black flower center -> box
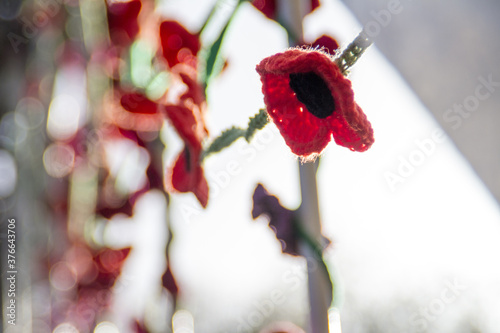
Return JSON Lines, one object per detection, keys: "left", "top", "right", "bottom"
{"left": 289, "top": 72, "right": 335, "bottom": 119}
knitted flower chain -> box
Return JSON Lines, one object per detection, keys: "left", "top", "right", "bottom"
{"left": 203, "top": 30, "right": 374, "bottom": 160}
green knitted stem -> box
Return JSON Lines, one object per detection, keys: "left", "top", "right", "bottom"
{"left": 202, "top": 109, "right": 269, "bottom": 160}
{"left": 292, "top": 216, "right": 335, "bottom": 306}
{"left": 335, "top": 30, "right": 373, "bottom": 75}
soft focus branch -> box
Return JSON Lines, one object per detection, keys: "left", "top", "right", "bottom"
{"left": 201, "top": 108, "right": 268, "bottom": 159}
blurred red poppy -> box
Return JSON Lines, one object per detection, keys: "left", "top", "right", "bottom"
{"left": 107, "top": 0, "right": 142, "bottom": 47}
{"left": 251, "top": 0, "right": 319, "bottom": 20}
{"left": 159, "top": 21, "right": 201, "bottom": 68}
{"left": 252, "top": 184, "right": 298, "bottom": 255}
{"left": 121, "top": 92, "right": 159, "bottom": 114}
{"left": 104, "top": 90, "right": 163, "bottom": 132}
{"left": 164, "top": 104, "right": 208, "bottom": 207}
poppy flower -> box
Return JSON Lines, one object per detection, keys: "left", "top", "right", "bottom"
{"left": 164, "top": 104, "right": 208, "bottom": 207}
{"left": 159, "top": 21, "right": 201, "bottom": 68}
{"left": 252, "top": 183, "right": 331, "bottom": 256}
{"left": 103, "top": 90, "right": 163, "bottom": 132}
{"left": 121, "top": 92, "right": 159, "bottom": 114}
{"left": 107, "top": 0, "right": 142, "bottom": 47}
{"left": 256, "top": 48, "right": 374, "bottom": 158}
{"left": 252, "top": 184, "right": 299, "bottom": 255}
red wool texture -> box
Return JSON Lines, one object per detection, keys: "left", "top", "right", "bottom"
{"left": 256, "top": 48, "right": 374, "bottom": 158}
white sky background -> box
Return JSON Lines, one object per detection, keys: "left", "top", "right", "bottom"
{"left": 104, "top": 0, "right": 500, "bottom": 332}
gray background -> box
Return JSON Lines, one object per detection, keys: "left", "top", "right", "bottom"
{"left": 341, "top": 0, "right": 500, "bottom": 205}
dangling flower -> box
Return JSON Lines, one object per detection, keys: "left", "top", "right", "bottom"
{"left": 107, "top": 0, "right": 142, "bottom": 47}
{"left": 161, "top": 63, "right": 209, "bottom": 207}
{"left": 256, "top": 48, "right": 374, "bottom": 159}
{"left": 103, "top": 90, "right": 163, "bottom": 132}
{"left": 159, "top": 21, "right": 201, "bottom": 68}
{"left": 164, "top": 104, "right": 208, "bottom": 207}
{"left": 121, "top": 92, "right": 159, "bottom": 114}
{"left": 251, "top": 183, "right": 331, "bottom": 256}
{"left": 252, "top": 184, "right": 299, "bottom": 255}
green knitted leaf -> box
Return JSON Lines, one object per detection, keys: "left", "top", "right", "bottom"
{"left": 203, "top": 0, "right": 244, "bottom": 86}
{"left": 202, "top": 109, "right": 270, "bottom": 160}
{"left": 245, "top": 108, "right": 268, "bottom": 141}
{"left": 202, "top": 127, "right": 245, "bottom": 159}
{"left": 204, "top": 24, "right": 227, "bottom": 85}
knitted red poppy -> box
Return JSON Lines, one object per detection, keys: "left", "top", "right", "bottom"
{"left": 159, "top": 21, "right": 201, "bottom": 68}
{"left": 256, "top": 48, "right": 374, "bottom": 157}
{"left": 164, "top": 105, "right": 208, "bottom": 207}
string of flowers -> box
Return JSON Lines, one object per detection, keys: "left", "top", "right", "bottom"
{"left": 196, "top": 2, "right": 376, "bottom": 332}
{"left": 202, "top": 29, "right": 374, "bottom": 161}
{"left": 7, "top": 0, "right": 376, "bottom": 331}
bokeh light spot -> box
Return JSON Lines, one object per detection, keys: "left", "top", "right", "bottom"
{"left": 177, "top": 47, "right": 195, "bottom": 64}
{"left": 47, "top": 94, "right": 81, "bottom": 141}
{"left": 15, "top": 97, "right": 45, "bottom": 129}
{"left": 65, "top": 244, "right": 98, "bottom": 284}
{"left": 94, "top": 321, "right": 120, "bottom": 333}
{"left": 172, "top": 309, "right": 194, "bottom": 333}
{"left": 49, "top": 262, "right": 77, "bottom": 291}
{"left": 167, "top": 34, "right": 182, "bottom": 50}
{"left": 53, "top": 322, "right": 79, "bottom": 333}
{"left": 99, "top": 249, "right": 127, "bottom": 273}
{"left": 0, "top": 150, "right": 17, "bottom": 198}
{"left": 43, "top": 143, "right": 75, "bottom": 178}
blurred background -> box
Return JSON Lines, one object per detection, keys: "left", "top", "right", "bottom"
{"left": 1, "top": 0, "right": 500, "bottom": 332}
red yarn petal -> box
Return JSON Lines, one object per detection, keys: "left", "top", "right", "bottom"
{"left": 164, "top": 104, "right": 208, "bottom": 207}
{"left": 159, "top": 21, "right": 200, "bottom": 68}
{"left": 163, "top": 105, "right": 203, "bottom": 151}
{"left": 104, "top": 92, "right": 163, "bottom": 132}
{"left": 170, "top": 150, "right": 208, "bottom": 208}
{"left": 331, "top": 103, "right": 374, "bottom": 152}
{"left": 121, "top": 93, "right": 159, "bottom": 114}
{"left": 178, "top": 71, "right": 206, "bottom": 107}
{"left": 107, "top": 0, "right": 142, "bottom": 47}
{"left": 256, "top": 49, "right": 374, "bottom": 157}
